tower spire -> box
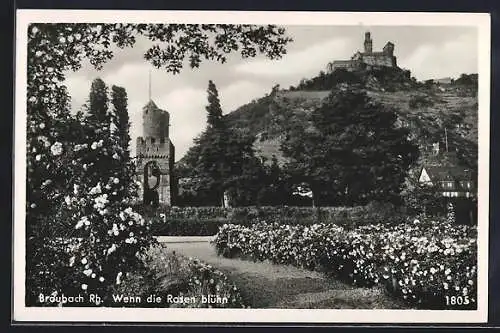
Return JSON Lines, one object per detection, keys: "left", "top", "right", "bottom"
{"left": 148, "top": 69, "right": 152, "bottom": 101}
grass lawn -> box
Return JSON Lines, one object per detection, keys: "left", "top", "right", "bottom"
{"left": 164, "top": 241, "right": 409, "bottom": 309}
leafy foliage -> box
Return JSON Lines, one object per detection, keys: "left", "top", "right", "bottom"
{"left": 224, "top": 94, "right": 276, "bottom": 136}
{"left": 290, "top": 67, "right": 413, "bottom": 92}
{"left": 409, "top": 94, "right": 434, "bottom": 109}
{"left": 293, "top": 69, "right": 362, "bottom": 91}
{"left": 180, "top": 81, "right": 266, "bottom": 206}
{"left": 26, "top": 23, "right": 291, "bottom": 303}
{"left": 400, "top": 175, "right": 447, "bottom": 217}
{"left": 281, "top": 87, "right": 419, "bottom": 206}
{"left": 453, "top": 73, "right": 478, "bottom": 88}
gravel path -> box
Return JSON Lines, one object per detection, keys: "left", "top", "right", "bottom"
{"left": 162, "top": 240, "right": 408, "bottom": 309}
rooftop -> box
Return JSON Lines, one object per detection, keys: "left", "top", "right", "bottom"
{"left": 422, "top": 165, "right": 474, "bottom": 181}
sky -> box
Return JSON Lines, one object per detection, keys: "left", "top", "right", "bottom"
{"left": 64, "top": 25, "right": 478, "bottom": 161}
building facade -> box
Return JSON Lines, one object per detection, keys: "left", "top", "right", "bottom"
{"left": 418, "top": 165, "right": 475, "bottom": 198}
{"left": 327, "top": 32, "right": 397, "bottom": 72}
{"left": 135, "top": 100, "right": 175, "bottom": 206}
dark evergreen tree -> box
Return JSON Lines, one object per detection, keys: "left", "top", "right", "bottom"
{"left": 88, "top": 78, "right": 108, "bottom": 124}
{"left": 183, "top": 81, "right": 265, "bottom": 206}
{"left": 206, "top": 80, "right": 224, "bottom": 129}
{"left": 111, "top": 85, "right": 131, "bottom": 160}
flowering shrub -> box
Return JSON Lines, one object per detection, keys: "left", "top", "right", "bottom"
{"left": 213, "top": 218, "right": 477, "bottom": 309}
{"left": 24, "top": 22, "right": 289, "bottom": 306}
{"left": 26, "top": 24, "right": 153, "bottom": 303}
{"left": 109, "top": 246, "right": 246, "bottom": 308}
{"left": 182, "top": 257, "right": 246, "bottom": 308}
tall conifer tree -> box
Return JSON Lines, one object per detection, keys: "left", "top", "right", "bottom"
{"left": 183, "top": 80, "right": 264, "bottom": 206}
{"left": 111, "top": 85, "right": 131, "bottom": 160}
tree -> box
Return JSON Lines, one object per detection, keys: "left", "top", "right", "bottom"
{"left": 256, "top": 155, "right": 288, "bottom": 206}
{"left": 206, "top": 80, "right": 224, "bottom": 129}
{"left": 111, "top": 85, "right": 131, "bottom": 161}
{"left": 424, "top": 79, "right": 435, "bottom": 89}
{"left": 88, "top": 78, "right": 109, "bottom": 123}
{"left": 182, "top": 81, "right": 264, "bottom": 207}
{"left": 26, "top": 23, "right": 291, "bottom": 303}
{"left": 400, "top": 174, "right": 446, "bottom": 217}
{"left": 281, "top": 87, "right": 419, "bottom": 206}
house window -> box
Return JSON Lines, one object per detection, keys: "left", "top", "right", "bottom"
{"left": 459, "top": 181, "right": 471, "bottom": 189}
{"left": 441, "top": 181, "right": 454, "bottom": 189}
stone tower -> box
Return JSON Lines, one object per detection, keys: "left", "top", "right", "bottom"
{"left": 364, "top": 31, "right": 373, "bottom": 54}
{"left": 383, "top": 42, "right": 395, "bottom": 56}
{"left": 135, "top": 100, "right": 175, "bottom": 206}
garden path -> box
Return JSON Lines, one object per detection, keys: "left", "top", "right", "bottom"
{"left": 162, "top": 239, "right": 407, "bottom": 309}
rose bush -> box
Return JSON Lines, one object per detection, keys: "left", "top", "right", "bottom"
{"left": 109, "top": 246, "right": 247, "bottom": 308}
{"left": 25, "top": 22, "right": 291, "bottom": 305}
{"left": 213, "top": 218, "right": 477, "bottom": 309}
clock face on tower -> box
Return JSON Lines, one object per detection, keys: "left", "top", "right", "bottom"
{"left": 144, "top": 161, "right": 161, "bottom": 191}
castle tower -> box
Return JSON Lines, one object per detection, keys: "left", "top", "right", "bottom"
{"left": 135, "top": 100, "right": 175, "bottom": 206}
{"left": 383, "top": 42, "right": 394, "bottom": 56}
{"left": 364, "top": 31, "right": 373, "bottom": 54}
{"left": 383, "top": 41, "right": 397, "bottom": 67}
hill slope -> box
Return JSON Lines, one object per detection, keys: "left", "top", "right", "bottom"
{"left": 222, "top": 68, "right": 478, "bottom": 172}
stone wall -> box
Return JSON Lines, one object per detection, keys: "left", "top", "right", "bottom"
{"left": 136, "top": 99, "right": 175, "bottom": 206}
{"left": 143, "top": 101, "right": 170, "bottom": 140}
{"left": 327, "top": 33, "right": 398, "bottom": 72}
{"left": 361, "top": 54, "right": 395, "bottom": 67}
{"left": 330, "top": 60, "right": 360, "bottom": 72}
{"left": 136, "top": 137, "right": 171, "bottom": 157}
{"left": 135, "top": 139, "right": 175, "bottom": 205}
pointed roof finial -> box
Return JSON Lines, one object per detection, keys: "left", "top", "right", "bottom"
{"left": 148, "top": 69, "right": 152, "bottom": 101}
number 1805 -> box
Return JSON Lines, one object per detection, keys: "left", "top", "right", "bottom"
{"left": 445, "top": 295, "right": 470, "bottom": 306}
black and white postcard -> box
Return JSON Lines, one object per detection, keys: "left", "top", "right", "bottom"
{"left": 13, "top": 10, "right": 490, "bottom": 323}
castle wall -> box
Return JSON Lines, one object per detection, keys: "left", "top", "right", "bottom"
{"left": 136, "top": 137, "right": 171, "bottom": 159}
{"left": 327, "top": 32, "right": 398, "bottom": 72}
{"left": 330, "top": 60, "right": 361, "bottom": 72}
{"left": 143, "top": 102, "right": 170, "bottom": 140}
{"left": 135, "top": 139, "right": 175, "bottom": 205}
{"left": 361, "top": 54, "right": 395, "bottom": 67}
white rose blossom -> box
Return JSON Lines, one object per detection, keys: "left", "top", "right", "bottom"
{"left": 50, "top": 142, "right": 63, "bottom": 156}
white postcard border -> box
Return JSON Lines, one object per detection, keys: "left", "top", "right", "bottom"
{"left": 13, "top": 10, "right": 491, "bottom": 323}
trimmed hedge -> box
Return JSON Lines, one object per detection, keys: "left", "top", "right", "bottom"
{"left": 151, "top": 218, "right": 226, "bottom": 236}
{"left": 163, "top": 203, "right": 401, "bottom": 223}
{"left": 147, "top": 203, "right": 404, "bottom": 236}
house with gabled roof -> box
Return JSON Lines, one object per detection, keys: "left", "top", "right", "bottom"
{"left": 418, "top": 165, "right": 475, "bottom": 198}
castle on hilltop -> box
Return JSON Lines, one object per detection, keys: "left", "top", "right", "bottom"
{"left": 135, "top": 100, "right": 175, "bottom": 206}
{"left": 327, "top": 32, "right": 397, "bottom": 72}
